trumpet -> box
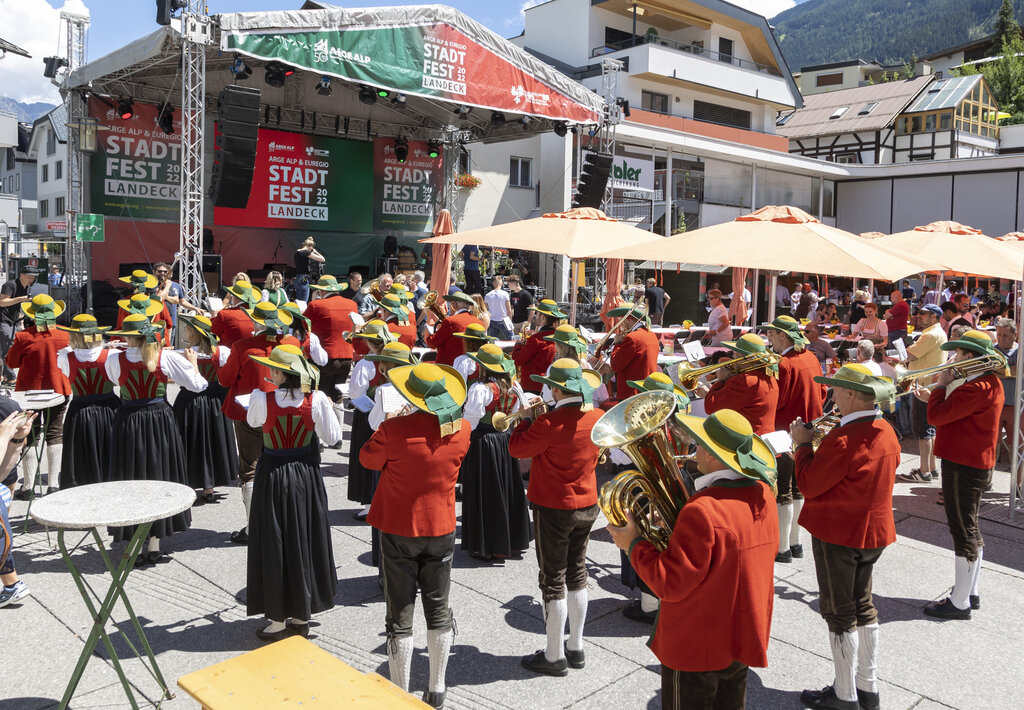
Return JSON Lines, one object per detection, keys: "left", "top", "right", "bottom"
{"left": 421, "top": 290, "right": 448, "bottom": 321}
{"left": 805, "top": 410, "right": 842, "bottom": 451}
{"left": 677, "top": 351, "right": 780, "bottom": 390}
{"left": 367, "top": 279, "right": 385, "bottom": 302}
{"left": 491, "top": 399, "right": 548, "bottom": 432}
{"left": 892, "top": 354, "right": 1008, "bottom": 395}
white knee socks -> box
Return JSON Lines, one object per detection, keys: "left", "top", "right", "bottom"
{"left": 387, "top": 635, "right": 414, "bottom": 692}
{"left": 20, "top": 449, "right": 38, "bottom": 492}
{"left": 544, "top": 598, "right": 567, "bottom": 663}
{"left": 829, "top": 630, "right": 859, "bottom": 702}
{"left": 147, "top": 536, "right": 160, "bottom": 553}
{"left": 856, "top": 623, "right": 879, "bottom": 694}
{"left": 426, "top": 628, "right": 453, "bottom": 694}
{"left": 790, "top": 498, "right": 804, "bottom": 546}
{"left": 241, "top": 481, "right": 254, "bottom": 533}
{"left": 566, "top": 589, "right": 588, "bottom": 653}
{"left": 950, "top": 555, "right": 976, "bottom": 610}
{"left": 970, "top": 548, "right": 983, "bottom": 598}
{"left": 777, "top": 503, "right": 793, "bottom": 554}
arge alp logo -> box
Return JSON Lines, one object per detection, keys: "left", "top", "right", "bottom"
{"left": 511, "top": 85, "right": 551, "bottom": 106}
{"left": 268, "top": 142, "right": 295, "bottom": 153}
{"left": 306, "top": 146, "right": 330, "bottom": 157}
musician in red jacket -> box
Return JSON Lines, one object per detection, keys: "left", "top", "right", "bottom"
{"left": 211, "top": 279, "right": 260, "bottom": 347}
{"left": 703, "top": 333, "right": 780, "bottom": 436}
{"left": 604, "top": 303, "right": 659, "bottom": 401}
{"left": 915, "top": 330, "right": 1005, "bottom": 620}
{"left": 373, "top": 292, "right": 418, "bottom": 348}
{"left": 608, "top": 409, "right": 778, "bottom": 710}
{"left": 360, "top": 363, "right": 471, "bottom": 709}
{"left": 115, "top": 293, "right": 173, "bottom": 347}
{"left": 791, "top": 364, "right": 900, "bottom": 710}
{"left": 304, "top": 275, "right": 358, "bottom": 406}
{"left": 426, "top": 291, "right": 485, "bottom": 366}
{"left": 765, "top": 315, "right": 825, "bottom": 563}
{"left": 509, "top": 359, "right": 604, "bottom": 677}
{"left": 511, "top": 299, "right": 563, "bottom": 395}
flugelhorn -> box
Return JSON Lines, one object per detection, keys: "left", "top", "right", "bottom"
{"left": 893, "top": 353, "right": 1007, "bottom": 395}
{"left": 677, "top": 351, "right": 780, "bottom": 390}
{"left": 367, "top": 279, "right": 385, "bottom": 302}
{"left": 805, "top": 410, "right": 842, "bottom": 451}
{"left": 421, "top": 290, "right": 448, "bottom": 321}
{"left": 491, "top": 398, "right": 547, "bottom": 432}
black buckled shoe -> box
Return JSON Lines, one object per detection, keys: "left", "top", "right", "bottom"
{"left": 857, "top": 688, "right": 880, "bottom": 710}
{"left": 800, "top": 685, "right": 859, "bottom": 709}
{"left": 775, "top": 549, "right": 793, "bottom": 563}
{"left": 924, "top": 597, "right": 971, "bottom": 620}
{"left": 255, "top": 623, "right": 293, "bottom": 642}
{"left": 287, "top": 621, "right": 310, "bottom": 638}
{"left": 790, "top": 543, "right": 804, "bottom": 558}
{"left": 564, "top": 643, "right": 585, "bottom": 669}
{"left": 229, "top": 528, "right": 249, "bottom": 545}
{"left": 422, "top": 691, "right": 446, "bottom": 708}
{"left": 520, "top": 650, "right": 568, "bottom": 677}
{"left": 622, "top": 599, "right": 656, "bottom": 623}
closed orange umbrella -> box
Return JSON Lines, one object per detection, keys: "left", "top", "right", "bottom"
{"left": 600, "top": 258, "right": 625, "bottom": 330}
{"left": 430, "top": 209, "right": 454, "bottom": 296}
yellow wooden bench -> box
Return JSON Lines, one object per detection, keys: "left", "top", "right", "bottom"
{"left": 178, "top": 636, "right": 430, "bottom": 709}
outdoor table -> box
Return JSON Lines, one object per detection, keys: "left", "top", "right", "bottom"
{"left": 11, "top": 390, "right": 68, "bottom": 531}
{"left": 30, "top": 480, "right": 195, "bottom": 710}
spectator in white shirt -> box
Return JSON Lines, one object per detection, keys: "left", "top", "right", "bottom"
{"left": 705, "top": 289, "right": 730, "bottom": 346}
{"left": 484, "top": 275, "right": 513, "bottom": 340}
{"left": 855, "top": 340, "right": 883, "bottom": 375}
{"left": 776, "top": 282, "right": 791, "bottom": 311}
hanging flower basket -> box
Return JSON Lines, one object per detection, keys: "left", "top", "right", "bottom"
{"left": 455, "top": 173, "right": 482, "bottom": 189}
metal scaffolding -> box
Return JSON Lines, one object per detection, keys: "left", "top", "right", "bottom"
{"left": 60, "top": 11, "right": 89, "bottom": 312}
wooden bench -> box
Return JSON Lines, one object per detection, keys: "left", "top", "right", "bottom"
{"left": 178, "top": 636, "right": 429, "bottom": 709}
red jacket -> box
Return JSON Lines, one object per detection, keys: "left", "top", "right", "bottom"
{"left": 929, "top": 373, "right": 1004, "bottom": 469}
{"left": 610, "top": 327, "right": 660, "bottom": 400}
{"left": 211, "top": 307, "right": 255, "bottom": 347}
{"left": 508, "top": 402, "right": 603, "bottom": 509}
{"left": 511, "top": 326, "right": 557, "bottom": 393}
{"left": 704, "top": 371, "right": 779, "bottom": 436}
{"left": 218, "top": 333, "right": 300, "bottom": 421}
{"left": 631, "top": 479, "right": 778, "bottom": 672}
{"left": 385, "top": 318, "right": 418, "bottom": 349}
{"left": 774, "top": 348, "right": 825, "bottom": 430}
{"left": 305, "top": 295, "right": 359, "bottom": 359}
{"left": 6, "top": 327, "right": 71, "bottom": 394}
{"left": 115, "top": 303, "right": 173, "bottom": 347}
{"left": 360, "top": 410, "right": 471, "bottom": 537}
{"left": 795, "top": 414, "right": 899, "bottom": 549}
{"left": 427, "top": 311, "right": 484, "bottom": 367}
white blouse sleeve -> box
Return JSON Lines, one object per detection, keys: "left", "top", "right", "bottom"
{"left": 217, "top": 345, "right": 231, "bottom": 367}
{"left": 57, "top": 347, "right": 71, "bottom": 377}
{"left": 308, "top": 332, "right": 329, "bottom": 367}
{"left": 454, "top": 355, "right": 477, "bottom": 384}
{"left": 160, "top": 350, "right": 208, "bottom": 392}
{"left": 104, "top": 350, "right": 121, "bottom": 383}
{"left": 348, "top": 358, "right": 375, "bottom": 399}
{"left": 464, "top": 382, "right": 493, "bottom": 431}
{"left": 311, "top": 390, "right": 342, "bottom": 446}
{"left": 246, "top": 389, "right": 268, "bottom": 429}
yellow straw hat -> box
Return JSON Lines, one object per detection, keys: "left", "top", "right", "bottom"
{"left": 118, "top": 269, "right": 157, "bottom": 291}
{"left": 387, "top": 362, "right": 467, "bottom": 435}
{"left": 21, "top": 294, "right": 66, "bottom": 323}
{"left": 116, "top": 293, "right": 163, "bottom": 318}
{"left": 675, "top": 409, "right": 777, "bottom": 489}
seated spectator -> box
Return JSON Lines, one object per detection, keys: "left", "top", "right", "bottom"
{"left": 855, "top": 340, "right": 883, "bottom": 376}
{"left": 804, "top": 323, "right": 837, "bottom": 371}
{"left": 852, "top": 301, "right": 888, "bottom": 346}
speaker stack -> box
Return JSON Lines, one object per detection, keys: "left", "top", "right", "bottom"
{"left": 210, "top": 86, "right": 261, "bottom": 209}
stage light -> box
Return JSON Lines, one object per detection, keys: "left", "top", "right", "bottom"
{"left": 553, "top": 122, "right": 568, "bottom": 137}
{"left": 453, "top": 105, "right": 472, "bottom": 118}
{"left": 519, "top": 116, "right": 531, "bottom": 130}
{"left": 157, "top": 104, "right": 174, "bottom": 135}
{"left": 118, "top": 99, "right": 134, "bottom": 120}
{"left": 427, "top": 140, "right": 441, "bottom": 159}
{"left": 490, "top": 111, "right": 505, "bottom": 127}
{"left": 316, "top": 76, "right": 332, "bottom": 96}
{"left": 377, "top": 88, "right": 390, "bottom": 99}
{"left": 231, "top": 57, "right": 251, "bottom": 80}
{"left": 264, "top": 61, "right": 293, "bottom": 88}
{"left": 394, "top": 137, "right": 409, "bottom": 163}
{"left": 42, "top": 56, "right": 67, "bottom": 79}
{"left": 359, "top": 86, "right": 377, "bottom": 105}
{"left": 391, "top": 93, "right": 407, "bottom": 106}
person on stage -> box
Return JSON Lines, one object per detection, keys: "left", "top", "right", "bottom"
{"left": 174, "top": 315, "right": 238, "bottom": 506}
{"left": 461, "top": 344, "right": 531, "bottom": 561}
{"left": 702, "top": 333, "right": 780, "bottom": 436}
{"left": 304, "top": 275, "right": 358, "bottom": 420}
{"left": 790, "top": 365, "right": 900, "bottom": 710}
{"left": 373, "top": 292, "right": 418, "bottom": 347}
{"left": 245, "top": 344, "right": 341, "bottom": 641}
{"left": 914, "top": 330, "right": 1005, "bottom": 620}
{"left": 509, "top": 359, "right": 604, "bottom": 676}
{"left": 607, "top": 409, "right": 779, "bottom": 710}
{"left": 452, "top": 322, "right": 496, "bottom": 385}
{"left": 765, "top": 315, "right": 825, "bottom": 564}
{"left": 426, "top": 291, "right": 485, "bottom": 366}
{"left": 218, "top": 302, "right": 300, "bottom": 545}
{"left": 212, "top": 279, "right": 260, "bottom": 347}
{"left": 55, "top": 314, "right": 118, "bottom": 489}
{"left": 511, "top": 299, "right": 564, "bottom": 396}
{"left": 7, "top": 295, "right": 71, "bottom": 499}
{"left": 604, "top": 302, "right": 659, "bottom": 402}
{"left": 103, "top": 314, "right": 207, "bottom": 566}
{"left": 280, "top": 302, "right": 329, "bottom": 369}
{"left": 359, "top": 363, "right": 472, "bottom": 709}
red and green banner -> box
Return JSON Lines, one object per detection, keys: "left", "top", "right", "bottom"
{"left": 213, "top": 128, "right": 373, "bottom": 232}
{"left": 88, "top": 97, "right": 181, "bottom": 221}
{"left": 223, "top": 24, "right": 601, "bottom": 123}
{"left": 372, "top": 138, "right": 443, "bottom": 233}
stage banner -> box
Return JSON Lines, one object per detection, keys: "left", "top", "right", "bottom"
{"left": 372, "top": 138, "right": 443, "bottom": 233}
{"left": 87, "top": 97, "right": 181, "bottom": 220}
{"left": 213, "top": 128, "right": 373, "bottom": 232}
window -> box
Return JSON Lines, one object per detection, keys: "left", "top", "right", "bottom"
{"left": 925, "top": 114, "right": 937, "bottom": 132}
{"left": 816, "top": 72, "right": 843, "bottom": 87}
{"left": 458, "top": 149, "right": 471, "bottom": 175}
{"left": 4, "top": 148, "right": 12, "bottom": 171}
{"left": 939, "top": 112, "right": 952, "bottom": 130}
{"left": 718, "top": 38, "right": 734, "bottom": 63}
{"left": 776, "top": 111, "right": 795, "bottom": 126}
{"left": 641, "top": 90, "right": 669, "bottom": 114}
{"left": 693, "top": 100, "right": 751, "bottom": 130}
{"left": 835, "top": 153, "right": 858, "bottom": 164}
{"left": 509, "top": 157, "right": 532, "bottom": 188}
{"left": 55, "top": 196, "right": 65, "bottom": 216}
{"left": 46, "top": 129, "right": 56, "bottom": 156}
{"left": 39, "top": 199, "right": 48, "bottom": 218}
{"left": 829, "top": 106, "right": 850, "bottom": 120}
{"left": 41, "top": 164, "right": 48, "bottom": 182}
{"left": 54, "top": 160, "right": 62, "bottom": 180}
{"left": 858, "top": 102, "right": 878, "bottom": 115}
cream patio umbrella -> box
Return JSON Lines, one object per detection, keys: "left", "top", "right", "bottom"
{"left": 871, "top": 221, "right": 1024, "bottom": 281}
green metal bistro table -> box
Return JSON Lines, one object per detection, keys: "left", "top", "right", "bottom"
{"left": 29, "top": 480, "right": 195, "bottom": 709}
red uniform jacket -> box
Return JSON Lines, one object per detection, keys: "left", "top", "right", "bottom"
{"left": 360, "top": 410, "right": 472, "bottom": 537}
{"left": 427, "top": 311, "right": 484, "bottom": 366}
{"left": 218, "top": 333, "right": 301, "bottom": 421}
{"left": 795, "top": 414, "right": 899, "bottom": 549}
{"left": 610, "top": 326, "right": 660, "bottom": 401}
{"left": 512, "top": 326, "right": 557, "bottom": 393}
{"left": 508, "top": 402, "right": 603, "bottom": 510}
{"left": 211, "top": 307, "right": 255, "bottom": 347}
{"left": 929, "top": 373, "right": 1004, "bottom": 469}
{"left": 386, "top": 318, "right": 418, "bottom": 349}
{"left": 351, "top": 337, "right": 369, "bottom": 364}
{"left": 774, "top": 348, "right": 825, "bottom": 430}
{"left": 631, "top": 479, "right": 778, "bottom": 672}
{"left": 6, "top": 327, "right": 71, "bottom": 394}
{"left": 704, "top": 372, "right": 779, "bottom": 436}
{"left": 115, "top": 304, "right": 173, "bottom": 347}
{"left": 305, "top": 295, "right": 359, "bottom": 360}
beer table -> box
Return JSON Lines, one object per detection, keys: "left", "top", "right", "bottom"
{"left": 30, "top": 480, "right": 195, "bottom": 710}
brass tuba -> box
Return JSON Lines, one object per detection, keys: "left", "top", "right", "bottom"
{"left": 421, "top": 290, "right": 448, "bottom": 321}
{"left": 592, "top": 391, "right": 695, "bottom": 550}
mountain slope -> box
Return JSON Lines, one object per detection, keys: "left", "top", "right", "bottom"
{"left": 773, "top": 0, "right": 1022, "bottom": 70}
{"left": 0, "top": 96, "right": 56, "bottom": 122}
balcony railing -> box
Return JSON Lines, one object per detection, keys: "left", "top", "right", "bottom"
{"left": 591, "top": 36, "right": 782, "bottom": 76}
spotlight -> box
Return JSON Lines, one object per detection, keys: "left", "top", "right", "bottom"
{"left": 394, "top": 137, "right": 409, "bottom": 163}
{"left": 231, "top": 57, "right": 251, "bottom": 80}
{"left": 571, "top": 124, "right": 579, "bottom": 135}
{"left": 453, "top": 105, "right": 471, "bottom": 118}
{"left": 42, "top": 56, "right": 67, "bottom": 79}
{"left": 316, "top": 76, "right": 332, "bottom": 96}
{"left": 264, "top": 61, "right": 293, "bottom": 88}
{"left": 391, "top": 93, "right": 407, "bottom": 106}
{"left": 427, "top": 140, "right": 441, "bottom": 159}
{"left": 157, "top": 104, "right": 174, "bottom": 135}
{"left": 359, "top": 86, "right": 377, "bottom": 105}
{"left": 117, "top": 98, "right": 134, "bottom": 120}
{"left": 376, "top": 88, "right": 390, "bottom": 99}
{"left": 490, "top": 111, "right": 505, "bottom": 127}
{"left": 553, "top": 121, "right": 568, "bottom": 137}
{"left": 616, "top": 97, "right": 631, "bottom": 118}
{"left": 519, "top": 116, "right": 531, "bottom": 130}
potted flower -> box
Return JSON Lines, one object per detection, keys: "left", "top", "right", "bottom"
{"left": 456, "top": 173, "right": 482, "bottom": 189}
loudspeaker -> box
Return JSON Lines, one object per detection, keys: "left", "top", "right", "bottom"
{"left": 211, "top": 85, "right": 262, "bottom": 209}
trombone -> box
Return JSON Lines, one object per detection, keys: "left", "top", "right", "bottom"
{"left": 592, "top": 298, "right": 644, "bottom": 370}
{"left": 892, "top": 354, "right": 1008, "bottom": 397}
{"left": 677, "top": 351, "right": 780, "bottom": 390}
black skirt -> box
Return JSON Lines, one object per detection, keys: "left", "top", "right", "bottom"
{"left": 173, "top": 383, "right": 239, "bottom": 490}
{"left": 107, "top": 399, "right": 192, "bottom": 541}
{"left": 460, "top": 423, "right": 532, "bottom": 557}
{"left": 247, "top": 446, "right": 337, "bottom": 621}
{"left": 346, "top": 409, "right": 379, "bottom": 504}
{"left": 61, "top": 393, "right": 119, "bottom": 489}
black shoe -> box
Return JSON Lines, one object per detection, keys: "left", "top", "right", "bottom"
{"left": 622, "top": 599, "right": 656, "bottom": 623}
{"left": 970, "top": 594, "right": 980, "bottom": 610}
{"left": 564, "top": 643, "right": 585, "bottom": 669}
{"left": 857, "top": 688, "right": 880, "bottom": 710}
{"left": 133, "top": 553, "right": 152, "bottom": 569}
{"left": 230, "top": 528, "right": 249, "bottom": 545}
{"left": 202, "top": 491, "right": 216, "bottom": 504}
{"left": 520, "top": 650, "right": 568, "bottom": 677}
{"left": 800, "top": 685, "right": 859, "bottom": 709}
{"left": 287, "top": 621, "right": 310, "bottom": 638}
{"left": 255, "top": 624, "right": 293, "bottom": 642}
{"left": 12, "top": 488, "right": 31, "bottom": 501}
{"left": 923, "top": 597, "right": 971, "bottom": 620}
{"left": 422, "top": 690, "right": 446, "bottom": 709}
{"left": 147, "top": 551, "right": 168, "bottom": 565}
{"left": 192, "top": 494, "right": 206, "bottom": 507}
{"left": 790, "top": 543, "right": 803, "bottom": 559}
{"left": 352, "top": 510, "right": 368, "bottom": 521}
{"left": 775, "top": 549, "right": 793, "bottom": 563}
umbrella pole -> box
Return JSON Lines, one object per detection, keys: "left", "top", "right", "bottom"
{"left": 768, "top": 273, "right": 778, "bottom": 324}
{"left": 569, "top": 259, "right": 578, "bottom": 326}
{"left": 751, "top": 269, "right": 758, "bottom": 328}
{"left": 1012, "top": 276, "right": 1023, "bottom": 519}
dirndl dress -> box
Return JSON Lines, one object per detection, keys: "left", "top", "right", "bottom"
{"left": 61, "top": 350, "right": 119, "bottom": 489}
{"left": 173, "top": 347, "right": 239, "bottom": 490}
{"left": 346, "top": 363, "right": 385, "bottom": 505}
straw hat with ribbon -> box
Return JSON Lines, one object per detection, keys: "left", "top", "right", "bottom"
{"left": 675, "top": 409, "right": 777, "bottom": 491}
{"left": 119, "top": 269, "right": 157, "bottom": 292}
{"left": 247, "top": 302, "right": 294, "bottom": 332}
{"left": 249, "top": 344, "right": 320, "bottom": 393}
{"left": 468, "top": 343, "right": 517, "bottom": 378}
{"left": 352, "top": 319, "right": 397, "bottom": 343}
{"left": 764, "top": 315, "right": 808, "bottom": 349}
{"left": 117, "top": 293, "right": 163, "bottom": 318}
{"left": 108, "top": 313, "right": 165, "bottom": 343}
{"left": 814, "top": 363, "right": 897, "bottom": 411}
{"left": 280, "top": 301, "right": 310, "bottom": 330}
{"left": 226, "top": 279, "right": 261, "bottom": 307}
{"left": 543, "top": 324, "right": 588, "bottom": 355}
{"left": 388, "top": 284, "right": 412, "bottom": 306}
{"left": 722, "top": 333, "right": 780, "bottom": 378}
{"left": 941, "top": 329, "right": 1005, "bottom": 360}
{"left": 366, "top": 341, "right": 419, "bottom": 367}
{"left": 387, "top": 362, "right": 468, "bottom": 436}
{"left": 453, "top": 322, "right": 496, "bottom": 344}
{"left": 530, "top": 358, "right": 601, "bottom": 408}
{"left": 627, "top": 372, "right": 691, "bottom": 413}
{"left": 373, "top": 293, "right": 411, "bottom": 324}
{"left": 529, "top": 298, "right": 567, "bottom": 319}
{"left": 58, "top": 313, "right": 110, "bottom": 335}
{"left": 443, "top": 291, "right": 475, "bottom": 309}
{"left": 309, "top": 275, "right": 348, "bottom": 293}
{"left": 606, "top": 301, "right": 649, "bottom": 319}
{"left": 22, "top": 294, "right": 65, "bottom": 326}
{"left": 179, "top": 314, "right": 219, "bottom": 345}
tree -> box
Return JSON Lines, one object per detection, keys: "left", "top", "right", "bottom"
{"left": 993, "top": 0, "right": 1022, "bottom": 56}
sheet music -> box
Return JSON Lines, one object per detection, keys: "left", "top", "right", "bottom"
{"left": 682, "top": 340, "right": 706, "bottom": 363}
{"left": 207, "top": 296, "right": 224, "bottom": 313}
{"left": 349, "top": 312, "right": 366, "bottom": 328}
{"left": 578, "top": 325, "right": 596, "bottom": 342}
{"left": 502, "top": 316, "right": 514, "bottom": 332}
{"left": 352, "top": 394, "right": 375, "bottom": 413}
{"left": 762, "top": 430, "right": 794, "bottom": 457}
{"left": 234, "top": 393, "right": 251, "bottom": 410}
{"left": 894, "top": 338, "right": 908, "bottom": 361}
{"left": 379, "top": 386, "right": 408, "bottom": 414}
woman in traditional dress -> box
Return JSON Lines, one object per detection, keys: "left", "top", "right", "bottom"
{"left": 261, "top": 271, "right": 288, "bottom": 307}
{"left": 451, "top": 323, "right": 495, "bottom": 386}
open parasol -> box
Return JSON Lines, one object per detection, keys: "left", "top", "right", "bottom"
{"left": 870, "top": 221, "right": 1024, "bottom": 280}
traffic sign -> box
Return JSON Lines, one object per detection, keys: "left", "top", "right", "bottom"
{"left": 76, "top": 213, "right": 104, "bottom": 242}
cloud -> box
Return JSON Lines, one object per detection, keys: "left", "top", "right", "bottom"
{"left": 728, "top": 0, "right": 796, "bottom": 18}
{"left": 0, "top": 0, "right": 91, "bottom": 104}
{"left": 504, "top": 0, "right": 546, "bottom": 30}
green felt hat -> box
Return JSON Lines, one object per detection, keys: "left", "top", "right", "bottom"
{"left": 468, "top": 343, "right": 516, "bottom": 377}
{"left": 529, "top": 298, "right": 567, "bottom": 319}
{"left": 764, "top": 315, "right": 808, "bottom": 347}
{"left": 453, "top": 322, "right": 495, "bottom": 343}
{"left": 247, "top": 302, "right": 294, "bottom": 333}
{"left": 309, "top": 275, "right": 348, "bottom": 293}
{"left": 675, "top": 409, "right": 777, "bottom": 491}
{"left": 366, "top": 341, "right": 419, "bottom": 366}
{"left": 530, "top": 358, "right": 600, "bottom": 406}
{"left": 387, "top": 363, "right": 467, "bottom": 436}
{"left": 543, "top": 324, "right": 588, "bottom": 355}
{"left": 626, "top": 372, "right": 691, "bottom": 413}
{"left": 249, "top": 343, "right": 320, "bottom": 393}
{"left": 443, "top": 291, "right": 475, "bottom": 307}
{"left": 814, "top": 363, "right": 897, "bottom": 409}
